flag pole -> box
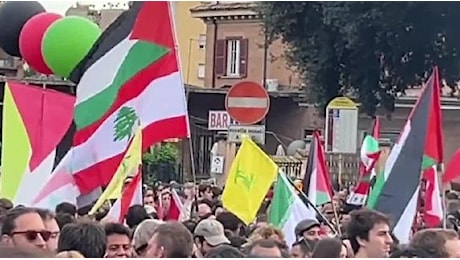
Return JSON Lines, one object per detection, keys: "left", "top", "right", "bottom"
{"left": 440, "top": 163, "right": 447, "bottom": 229}
{"left": 166, "top": 1, "right": 199, "bottom": 220}
{"left": 286, "top": 176, "right": 339, "bottom": 236}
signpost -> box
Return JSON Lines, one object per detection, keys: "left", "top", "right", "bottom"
{"left": 225, "top": 81, "right": 270, "bottom": 125}
{"left": 325, "top": 97, "right": 358, "bottom": 154}
{"left": 208, "top": 110, "right": 238, "bottom": 130}
{"left": 227, "top": 125, "right": 266, "bottom": 145}
{"left": 324, "top": 97, "right": 358, "bottom": 188}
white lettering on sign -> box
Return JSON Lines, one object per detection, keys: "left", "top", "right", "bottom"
{"left": 208, "top": 111, "right": 237, "bottom": 130}
{"left": 227, "top": 125, "right": 266, "bottom": 145}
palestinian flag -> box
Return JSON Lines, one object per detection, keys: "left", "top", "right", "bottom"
{"left": 370, "top": 67, "right": 442, "bottom": 243}
{"left": 302, "top": 131, "right": 333, "bottom": 206}
{"left": 106, "top": 171, "right": 143, "bottom": 222}
{"left": 348, "top": 117, "right": 381, "bottom": 206}
{"left": 69, "top": 2, "right": 190, "bottom": 196}
{"left": 0, "top": 82, "right": 74, "bottom": 205}
{"left": 269, "top": 171, "right": 316, "bottom": 248}
{"left": 421, "top": 67, "right": 444, "bottom": 228}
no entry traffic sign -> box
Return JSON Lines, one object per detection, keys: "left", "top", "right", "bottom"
{"left": 225, "top": 81, "right": 270, "bottom": 125}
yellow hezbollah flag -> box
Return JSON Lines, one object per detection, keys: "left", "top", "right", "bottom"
{"left": 222, "top": 137, "right": 278, "bottom": 225}
{"left": 89, "top": 126, "right": 142, "bottom": 215}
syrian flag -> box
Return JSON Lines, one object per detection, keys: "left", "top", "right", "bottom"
{"left": 69, "top": 1, "right": 190, "bottom": 198}
{"left": 106, "top": 171, "right": 143, "bottom": 222}
{"left": 369, "top": 67, "right": 442, "bottom": 243}
{"left": 348, "top": 117, "right": 381, "bottom": 206}
{"left": 269, "top": 172, "right": 316, "bottom": 247}
{"left": 302, "top": 131, "right": 333, "bottom": 206}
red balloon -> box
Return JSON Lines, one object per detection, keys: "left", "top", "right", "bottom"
{"left": 19, "top": 12, "right": 62, "bottom": 75}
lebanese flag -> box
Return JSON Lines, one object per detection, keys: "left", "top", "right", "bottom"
{"left": 69, "top": 1, "right": 189, "bottom": 198}
{"left": 423, "top": 166, "right": 443, "bottom": 227}
{"left": 106, "top": 170, "right": 143, "bottom": 222}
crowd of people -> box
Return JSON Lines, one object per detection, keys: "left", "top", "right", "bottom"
{"left": 0, "top": 181, "right": 460, "bottom": 258}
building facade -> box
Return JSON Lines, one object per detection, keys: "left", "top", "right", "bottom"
{"left": 190, "top": 2, "right": 301, "bottom": 90}
{"left": 171, "top": 1, "right": 207, "bottom": 88}
{"left": 188, "top": 1, "right": 460, "bottom": 178}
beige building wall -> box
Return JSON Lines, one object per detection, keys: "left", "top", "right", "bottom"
{"left": 172, "top": 1, "right": 207, "bottom": 87}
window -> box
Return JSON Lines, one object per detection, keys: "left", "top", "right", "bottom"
{"left": 226, "top": 39, "right": 240, "bottom": 76}
{"left": 0, "top": 58, "right": 14, "bottom": 68}
{"left": 197, "top": 63, "right": 205, "bottom": 79}
{"left": 198, "top": 34, "right": 206, "bottom": 49}
{"left": 214, "top": 38, "right": 248, "bottom": 78}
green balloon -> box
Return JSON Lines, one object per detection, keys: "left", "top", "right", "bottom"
{"left": 42, "top": 16, "right": 101, "bottom": 78}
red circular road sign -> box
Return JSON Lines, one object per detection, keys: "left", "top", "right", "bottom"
{"left": 225, "top": 81, "right": 270, "bottom": 125}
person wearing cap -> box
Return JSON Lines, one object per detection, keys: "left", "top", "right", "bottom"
{"left": 193, "top": 219, "right": 230, "bottom": 257}
{"left": 132, "top": 219, "right": 163, "bottom": 257}
{"left": 295, "top": 219, "right": 321, "bottom": 241}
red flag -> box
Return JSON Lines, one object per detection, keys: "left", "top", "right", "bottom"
{"left": 443, "top": 148, "right": 460, "bottom": 183}
{"left": 161, "top": 188, "right": 183, "bottom": 221}
{"left": 106, "top": 170, "right": 142, "bottom": 222}
{"left": 421, "top": 66, "right": 444, "bottom": 228}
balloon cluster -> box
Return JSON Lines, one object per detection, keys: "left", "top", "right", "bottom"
{"left": 0, "top": 1, "right": 102, "bottom": 78}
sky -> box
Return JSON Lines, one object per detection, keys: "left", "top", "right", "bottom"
{"left": 39, "top": 1, "right": 124, "bottom": 15}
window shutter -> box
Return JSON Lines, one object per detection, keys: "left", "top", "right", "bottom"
{"left": 214, "top": 39, "right": 226, "bottom": 77}
{"left": 239, "top": 38, "right": 248, "bottom": 78}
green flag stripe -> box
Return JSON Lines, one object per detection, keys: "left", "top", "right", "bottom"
{"left": 74, "top": 41, "right": 168, "bottom": 130}
{"left": 421, "top": 155, "right": 437, "bottom": 171}
{"left": 363, "top": 135, "right": 379, "bottom": 153}
{"left": 269, "top": 174, "right": 294, "bottom": 227}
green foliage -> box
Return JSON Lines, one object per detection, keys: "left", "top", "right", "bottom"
{"left": 142, "top": 144, "right": 179, "bottom": 185}
{"left": 113, "top": 106, "right": 138, "bottom": 141}
{"left": 258, "top": 2, "right": 460, "bottom": 115}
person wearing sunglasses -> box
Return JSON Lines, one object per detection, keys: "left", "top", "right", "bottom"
{"left": 36, "top": 209, "right": 60, "bottom": 253}
{"left": 0, "top": 207, "right": 49, "bottom": 250}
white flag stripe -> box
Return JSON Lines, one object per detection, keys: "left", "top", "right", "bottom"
{"left": 227, "top": 97, "right": 268, "bottom": 108}
{"left": 15, "top": 150, "right": 56, "bottom": 206}
{"left": 393, "top": 186, "right": 419, "bottom": 244}
{"left": 72, "top": 72, "right": 185, "bottom": 173}
{"left": 76, "top": 36, "right": 136, "bottom": 104}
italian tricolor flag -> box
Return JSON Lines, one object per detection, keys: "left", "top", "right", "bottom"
{"left": 269, "top": 172, "right": 316, "bottom": 247}
{"left": 68, "top": 2, "right": 190, "bottom": 198}
{"left": 367, "top": 67, "right": 443, "bottom": 243}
